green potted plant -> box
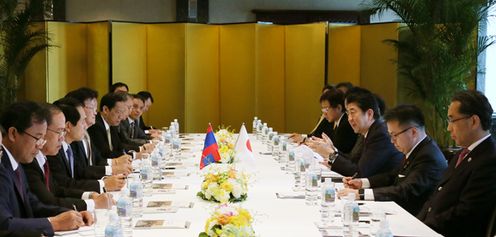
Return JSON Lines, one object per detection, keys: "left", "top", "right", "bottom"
{"left": 0, "top": 0, "right": 52, "bottom": 112}
{"left": 370, "top": 0, "right": 495, "bottom": 148}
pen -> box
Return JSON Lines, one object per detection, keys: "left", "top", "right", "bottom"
{"left": 351, "top": 172, "right": 358, "bottom": 179}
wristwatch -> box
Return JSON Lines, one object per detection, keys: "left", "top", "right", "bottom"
{"left": 328, "top": 147, "right": 339, "bottom": 164}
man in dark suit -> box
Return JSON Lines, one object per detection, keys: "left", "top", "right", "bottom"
{"left": 338, "top": 105, "right": 448, "bottom": 215}
{"left": 318, "top": 88, "right": 357, "bottom": 154}
{"left": 136, "top": 91, "right": 155, "bottom": 132}
{"left": 417, "top": 90, "right": 496, "bottom": 237}
{"left": 48, "top": 98, "right": 126, "bottom": 193}
{"left": 87, "top": 92, "right": 130, "bottom": 159}
{"left": 65, "top": 88, "right": 131, "bottom": 180}
{"left": 310, "top": 87, "right": 403, "bottom": 177}
{"left": 118, "top": 93, "right": 147, "bottom": 152}
{"left": 0, "top": 102, "right": 92, "bottom": 235}
{"left": 23, "top": 104, "right": 113, "bottom": 211}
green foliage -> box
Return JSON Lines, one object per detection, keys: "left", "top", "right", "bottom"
{"left": 370, "top": 0, "right": 495, "bottom": 146}
{"left": 0, "top": 0, "right": 52, "bottom": 112}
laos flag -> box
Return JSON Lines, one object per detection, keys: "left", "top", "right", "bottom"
{"left": 200, "top": 124, "right": 221, "bottom": 169}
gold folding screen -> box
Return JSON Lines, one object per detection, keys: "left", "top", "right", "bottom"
{"left": 23, "top": 21, "right": 399, "bottom": 133}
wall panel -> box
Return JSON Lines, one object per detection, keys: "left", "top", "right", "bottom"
{"left": 219, "top": 24, "right": 256, "bottom": 132}
{"left": 285, "top": 23, "right": 326, "bottom": 133}
{"left": 328, "top": 24, "right": 361, "bottom": 87}
{"left": 360, "top": 23, "right": 399, "bottom": 109}
{"left": 255, "top": 24, "right": 286, "bottom": 132}
{"left": 46, "top": 22, "right": 88, "bottom": 102}
{"left": 112, "top": 22, "right": 147, "bottom": 93}
{"left": 87, "top": 22, "right": 110, "bottom": 96}
{"left": 185, "top": 24, "right": 220, "bottom": 132}
{"left": 146, "top": 23, "right": 186, "bottom": 129}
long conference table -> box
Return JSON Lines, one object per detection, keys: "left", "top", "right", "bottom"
{"left": 60, "top": 133, "right": 442, "bottom": 237}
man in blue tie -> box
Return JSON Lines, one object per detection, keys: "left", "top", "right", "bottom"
{"left": 0, "top": 101, "right": 93, "bottom": 235}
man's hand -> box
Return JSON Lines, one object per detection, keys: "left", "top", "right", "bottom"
{"left": 141, "top": 143, "right": 155, "bottom": 152}
{"left": 288, "top": 133, "right": 304, "bottom": 144}
{"left": 103, "top": 174, "right": 126, "bottom": 191}
{"left": 93, "top": 193, "right": 115, "bottom": 209}
{"left": 80, "top": 211, "right": 94, "bottom": 226}
{"left": 307, "top": 138, "right": 333, "bottom": 158}
{"left": 342, "top": 177, "right": 362, "bottom": 189}
{"left": 112, "top": 154, "right": 132, "bottom": 166}
{"left": 112, "top": 163, "right": 132, "bottom": 175}
{"left": 338, "top": 188, "right": 359, "bottom": 199}
{"left": 49, "top": 211, "right": 84, "bottom": 231}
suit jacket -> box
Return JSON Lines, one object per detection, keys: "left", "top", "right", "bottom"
{"left": 0, "top": 152, "right": 67, "bottom": 236}
{"left": 308, "top": 116, "right": 333, "bottom": 139}
{"left": 417, "top": 136, "right": 496, "bottom": 237}
{"left": 368, "top": 137, "right": 448, "bottom": 215}
{"left": 118, "top": 119, "right": 147, "bottom": 151}
{"left": 330, "top": 120, "right": 403, "bottom": 177}
{"left": 22, "top": 158, "right": 88, "bottom": 211}
{"left": 47, "top": 148, "right": 100, "bottom": 193}
{"left": 329, "top": 113, "right": 357, "bottom": 154}
{"left": 138, "top": 116, "right": 151, "bottom": 131}
{"left": 87, "top": 114, "right": 125, "bottom": 158}
{"left": 70, "top": 141, "right": 105, "bottom": 180}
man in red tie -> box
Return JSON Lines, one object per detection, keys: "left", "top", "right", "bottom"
{"left": 417, "top": 90, "right": 496, "bottom": 237}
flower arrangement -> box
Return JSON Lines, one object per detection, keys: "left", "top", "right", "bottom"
{"left": 197, "top": 166, "right": 248, "bottom": 203}
{"left": 199, "top": 204, "right": 255, "bottom": 237}
{"left": 215, "top": 126, "right": 236, "bottom": 164}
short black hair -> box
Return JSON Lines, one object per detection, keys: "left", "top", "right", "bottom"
{"left": 0, "top": 101, "right": 49, "bottom": 133}
{"left": 336, "top": 82, "right": 353, "bottom": 91}
{"left": 65, "top": 87, "right": 98, "bottom": 104}
{"left": 320, "top": 88, "right": 345, "bottom": 109}
{"left": 53, "top": 98, "right": 83, "bottom": 126}
{"left": 374, "top": 93, "right": 386, "bottom": 117}
{"left": 100, "top": 92, "right": 128, "bottom": 111}
{"left": 345, "top": 87, "right": 380, "bottom": 120}
{"left": 110, "top": 82, "right": 129, "bottom": 93}
{"left": 451, "top": 90, "right": 493, "bottom": 131}
{"left": 131, "top": 93, "right": 146, "bottom": 103}
{"left": 321, "top": 85, "right": 335, "bottom": 93}
{"left": 42, "top": 103, "right": 62, "bottom": 126}
{"left": 137, "top": 91, "right": 154, "bottom": 103}
{"left": 384, "top": 104, "right": 425, "bottom": 128}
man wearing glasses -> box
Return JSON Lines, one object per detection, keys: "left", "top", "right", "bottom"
{"left": 309, "top": 87, "right": 403, "bottom": 178}
{"left": 417, "top": 90, "right": 496, "bottom": 237}
{"left": 337, "top": 105, "right": 447, "bottom": 215}
{"left": 0, "top": 101, "right": 93, "bottom": 235}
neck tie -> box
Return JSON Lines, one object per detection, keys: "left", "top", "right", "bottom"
{"left": 129, "top": 121, "right": 135, "bottom": 139}
{"left": 83, "top": 133, "right": 93, "bottom": 166}
{"left": 66, "top": 146, "right": 74, "bottom": 178}
{"left": 14, "top": 168, "right": 24, "bottom": 201}
{"left": 107, "top": 128, "right": 113, "bottom": 151}
{"left": 455, "top": 148, "right": 470, "bottom": 168}
{"left": 43, "top": 161, "right": 50, "bottom": 191}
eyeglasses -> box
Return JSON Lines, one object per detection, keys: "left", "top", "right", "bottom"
{"left": 47, "top": 128, "right": 67, "bottom": 138}
{"left": 390, "top": 127, "right": 414, "bottom": 140}
{"left": 321, "top": 107, "right": 329, "bottom": 113}
{"left": 447, "top": 115, "right": 472, "bottom": 124}
{"left": 23, "top": 131, "right": 47, "bottom": 147}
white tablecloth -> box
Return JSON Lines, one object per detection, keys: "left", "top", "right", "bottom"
{"left": 60, "top": 133, "right": 441, "bottom": 237}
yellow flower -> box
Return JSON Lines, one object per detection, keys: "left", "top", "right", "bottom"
{"left": 220, "top": 181, "right": 233, "bottom": 192}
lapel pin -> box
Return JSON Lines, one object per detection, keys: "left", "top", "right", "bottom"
{"left": 467, "top": 157, "right": 472, "bottom": 162}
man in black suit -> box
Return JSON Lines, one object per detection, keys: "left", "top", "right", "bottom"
{"left": 65, "top": 88, "right": 131, "bottom": 180}
{"left": 0, "top": 102, "right": 92, "bottom": 235}
{"left": 318, "top": 88, "right": 357, "bottom": 154}
{"left": 338, "top": 105, "right": 447, "bottom": 215}
{"left": 118, "top": 93, "right": 147, "bottom": 152}
{"left": 417, "top": 90, "right": 496, "bottom": 237}
{"left": 87, "top": 92, "right": 130, "bottom": 159}
{"left": 23, "top": 104, "right": 113, "bottom": 211}
{"left": 136, "top": 91, "right": 161, "bottom": 139}
{"left": 48, "top": 98, "right": 126, "bottom": 193}
{"left": 309, "top": 87, "right": 403, "bottom": 177}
